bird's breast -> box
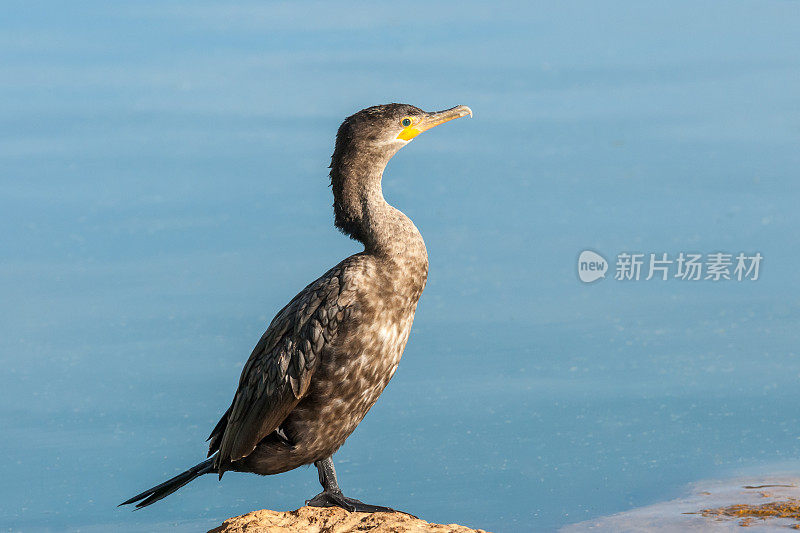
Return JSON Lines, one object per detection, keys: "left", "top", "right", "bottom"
{"left": 286, "top": 286, "right": 420, "bottom": 460}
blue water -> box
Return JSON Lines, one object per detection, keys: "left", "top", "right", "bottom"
{"left": 2, "top": 1, "right": 799, "bottom": 531}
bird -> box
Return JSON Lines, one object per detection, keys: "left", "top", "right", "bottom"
{"left": 120, "top": 103, "right": 472, "bottom": 513}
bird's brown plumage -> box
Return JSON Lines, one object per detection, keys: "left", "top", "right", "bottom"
{"left": 208, "top": 265, "right": 353, "bottom": 470}
{"left": 122, "top": 103, "right": 471, "bottom": 509}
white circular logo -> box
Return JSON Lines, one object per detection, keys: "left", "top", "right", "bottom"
{"left": 578, "top": 250, "right": 608, "bottom": 283}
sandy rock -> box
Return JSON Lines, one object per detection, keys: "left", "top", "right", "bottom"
{"left": 208, "top": 506, "right": 488, "bottom": 533}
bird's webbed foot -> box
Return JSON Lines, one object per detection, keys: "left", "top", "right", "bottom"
{"left": 305, "top": 489, "right": 398, "bottom": 514}
{"left": 308, "top": 456, "right": 416, "bottom": 516}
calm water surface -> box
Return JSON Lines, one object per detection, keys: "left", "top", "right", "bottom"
{"left": 2, "top": 2, "right": 800, "bottom": 531}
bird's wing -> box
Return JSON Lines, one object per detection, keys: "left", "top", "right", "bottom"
{"left": 208, "top": 264, "right": 354, "bottom": 466}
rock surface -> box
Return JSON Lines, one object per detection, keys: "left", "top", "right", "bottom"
{"left": 208, "top": 506, "right": 488, "bottom": 533}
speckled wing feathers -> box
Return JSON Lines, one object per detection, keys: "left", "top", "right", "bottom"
{"left": 209, "top": 265, "right": 352, "bottom": 468}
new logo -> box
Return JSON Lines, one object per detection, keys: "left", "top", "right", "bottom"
{"left": 578, "top": 250, "right": 608, "bottom": 283}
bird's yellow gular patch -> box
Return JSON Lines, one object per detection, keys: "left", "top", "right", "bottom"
{"left": 396, "top": 125, "right": 421, "bottom": 141}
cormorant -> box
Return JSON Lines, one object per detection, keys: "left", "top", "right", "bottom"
{"left": 121, "top": 103, "right": 472, "bottom": 513}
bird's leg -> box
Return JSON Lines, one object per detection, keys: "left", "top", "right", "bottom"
{"left": 305, "top": 456, "right": 403, "bottom": 514}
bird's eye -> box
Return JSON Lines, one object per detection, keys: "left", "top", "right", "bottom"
{"left": 401, "top": 118, "right": 412, "bottom": 127}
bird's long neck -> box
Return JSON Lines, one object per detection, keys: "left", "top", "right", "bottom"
{"left": 330, "top": 149, "right": 428, "bottom": 268}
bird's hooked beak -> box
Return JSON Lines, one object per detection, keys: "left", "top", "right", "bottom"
{"left": 397, "top": 105, "right": 473, "bottom": 141}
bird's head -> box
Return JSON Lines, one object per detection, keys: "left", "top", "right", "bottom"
{"left": 332, "top": 103, "right": 472, "bottom": 162}
{"left": 329, "top": 103, "right": 471, "bottom": 243}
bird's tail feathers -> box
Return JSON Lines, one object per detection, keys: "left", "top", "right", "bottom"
{"left": 119, "top": 457, "right": 216, "bottom": 509}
